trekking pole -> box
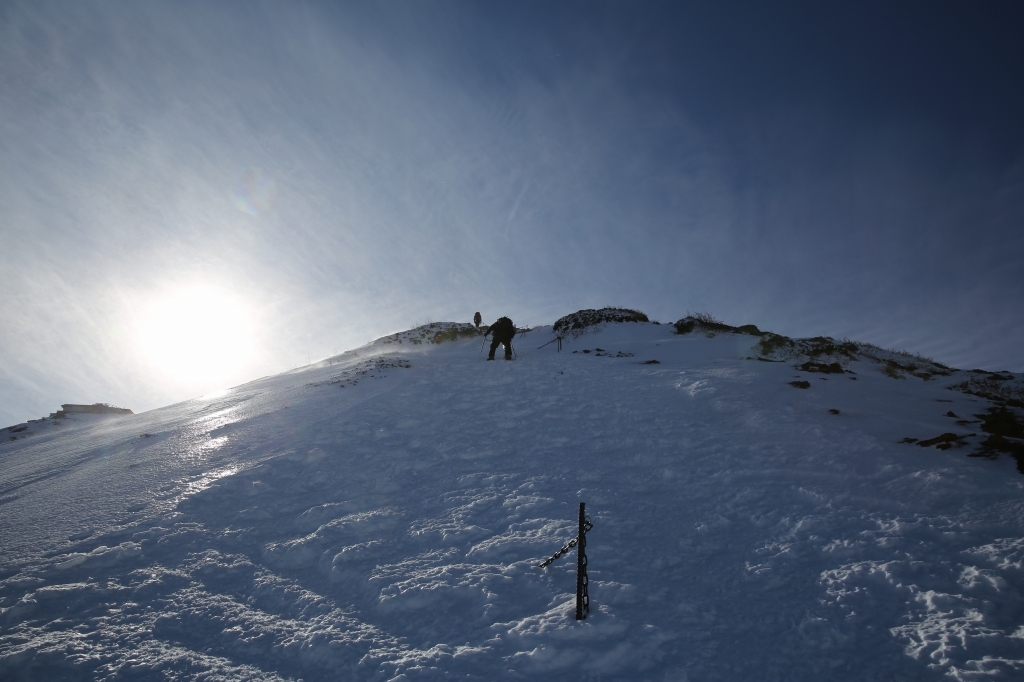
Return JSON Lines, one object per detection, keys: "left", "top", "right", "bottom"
{"left": 510, "top": 340, "right": 517, "bottom": 359}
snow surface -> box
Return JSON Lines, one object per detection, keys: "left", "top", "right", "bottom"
{"left": 2, "top": 321, "right": 1024, "bottom": 681}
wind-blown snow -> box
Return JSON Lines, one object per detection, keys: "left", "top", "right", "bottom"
{"left": 2, "top": 321, "right": 1023, "bottom": 680}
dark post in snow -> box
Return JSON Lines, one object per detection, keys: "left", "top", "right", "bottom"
{"left": 537, "top": 502, "right": 592, "bottom": 619}
{"left": 576, "top": 502, "right": 589, "bottom": 620}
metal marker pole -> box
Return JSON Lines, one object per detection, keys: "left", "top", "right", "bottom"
{"left": 575, "top": 502, "right": 588, "bottom": 620}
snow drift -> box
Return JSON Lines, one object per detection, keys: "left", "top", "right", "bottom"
{"left": 2, "top": 316, "right": 1024, "bottom": 681}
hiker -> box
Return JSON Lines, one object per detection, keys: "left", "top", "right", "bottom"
{"left": 473, "top": 312, "right": 482, "bottom": 329}
{"left": 485, "top": 316, "right": 515, "bottom": 361}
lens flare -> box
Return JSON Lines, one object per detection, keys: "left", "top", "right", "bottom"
{"left": 233, "top": 167, "right": 275, "bottom": 214}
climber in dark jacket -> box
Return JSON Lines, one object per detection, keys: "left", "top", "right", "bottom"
{"left": 484, "top": 316, "right": 515, "bottom": 361}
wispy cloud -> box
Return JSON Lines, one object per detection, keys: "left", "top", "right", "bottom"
{"left": 1, "top": 1, "right": 1021, "bottom": 425}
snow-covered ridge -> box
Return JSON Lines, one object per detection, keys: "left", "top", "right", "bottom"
{"left": 673, "top": 313, "right": 1022, "bottom": 400}
{"left": 369, "top": 321, "right": 483, "bottom": 348}
{"left": 2, "top": 314, "right": 1024, "bottom": 680}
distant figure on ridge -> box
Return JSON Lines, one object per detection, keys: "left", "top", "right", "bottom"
{"left": 484, "top": 316, "right": 515, "bottom": 361}
{"left": 473, "top": 311, "right": 482, "bottom": 329}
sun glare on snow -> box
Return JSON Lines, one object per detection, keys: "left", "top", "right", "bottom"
{"left": 137, "top": 286, "right": 255, "bottom": 385}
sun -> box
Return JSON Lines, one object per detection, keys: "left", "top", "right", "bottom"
{"left": 136, "top": 285, "right": 255, "bottom": 386}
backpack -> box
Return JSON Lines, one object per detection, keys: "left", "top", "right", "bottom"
{"left": 489, "top": 317, "right": 515, "bottom": 339}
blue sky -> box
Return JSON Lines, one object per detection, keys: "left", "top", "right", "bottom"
{"left": 1, "top": 1, "right": 1022, "bottom": 426}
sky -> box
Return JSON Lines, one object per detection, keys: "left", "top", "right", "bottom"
{"left": 1, "top": 0, "right": 1022, "bottom": 427}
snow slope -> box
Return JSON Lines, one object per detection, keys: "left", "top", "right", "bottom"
{"left": 2, "top": 320, "right": 1024, "bottom": 681}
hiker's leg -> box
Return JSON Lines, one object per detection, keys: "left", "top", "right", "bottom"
{"left": 488, "top": 338, "right": 500, "bottom": 360}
